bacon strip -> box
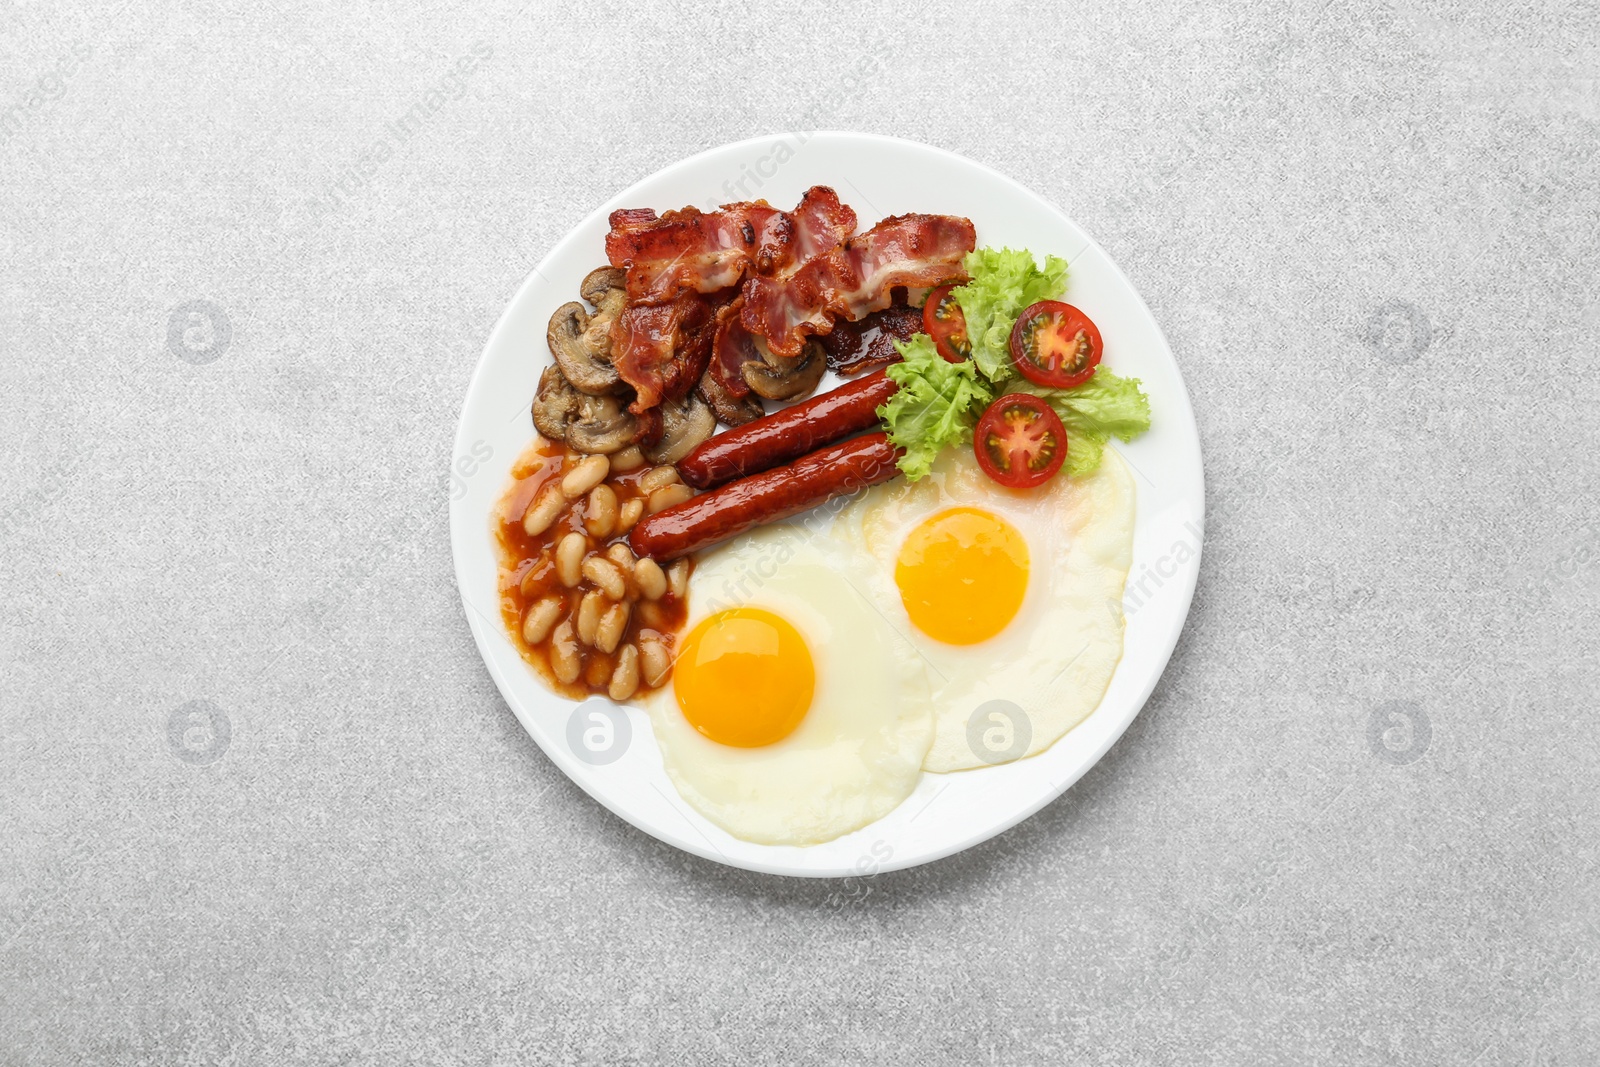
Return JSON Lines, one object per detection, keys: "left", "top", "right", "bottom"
{"left": 818, "top": 302, "right": 923, "bottom": 376}
{"left": 602, "top": 191, "right": 970, "bottom": 415}
{"left": 604, "top": 187, "right": 857, "bottom": 305}
{"left": 609, "top": 291, "right": 723, "bottom": 413}
{"left": 740, "top": 213, "right": 976, "bottom": 357}
{"left": 787, "top": 186, "right": 857, "bottom": 263}
{"left": 605, "top": 204, "right": 789, "bottom": 304}
{"left": 709, "top": 292, "right": 755, "bottom": 399}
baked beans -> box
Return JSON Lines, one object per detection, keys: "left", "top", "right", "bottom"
{"left": 495, "top": 438, "right": 692, "bottom": 701}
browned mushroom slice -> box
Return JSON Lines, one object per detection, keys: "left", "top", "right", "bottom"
{"left": 531, "top": 365, "right": 577, "bottom": 441}
{"left": 567, "top": 394, "right": 644, "bottom": 454}
{"left": 643, "top": 391, "right": 717, "bottom": 465}
{"left": 696, "top": 366, "right": 765, "bottom": 426}
{"left": 580, "top": 267, "right": 627, "bottom": 310}
{"left": 547, "top": 267, "right": 630, "bottom": 395}
{"left": 531, "top": 364, "right": 643, "bottom": 453}
{"left": 742, "top": 338, "right": 826, "bottom": 401}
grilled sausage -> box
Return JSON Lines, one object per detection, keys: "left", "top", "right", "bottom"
{"left": 630, "top": 433, "right": 902, "bottom": 561}
{"left": 676, "top": 370, "right": 897, "bottom": 490}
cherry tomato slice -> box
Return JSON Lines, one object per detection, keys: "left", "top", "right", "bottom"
{"left": 973, "top": 393, "right": 1067, "bottom": 489}
{"left": 1008, "top": 300, "right": 1102, "bottom": 388}
{"left": 923, "top": 284, "right": 971, "bottom": 363}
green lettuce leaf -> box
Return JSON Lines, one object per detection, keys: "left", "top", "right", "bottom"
{"left": 1009, "top": 369, "right": 1152, "bottom": 477}
{"left": 879, "top": 334, "right": 993, "bottom": 481}
{"left": 952, "top": 247, "right": 1070, "bottom": 381}
{"left": 876, "top": 245, "right": 1151, "bottom": 483}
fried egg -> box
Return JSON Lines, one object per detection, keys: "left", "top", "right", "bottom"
{"left": 643, "top": 528, "right": 933, "bottom": 845}
{"left": 833, "top": 445, "right": 1137, "bottom": 772}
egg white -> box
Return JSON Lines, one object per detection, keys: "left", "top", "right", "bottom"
{"left": 643, "top": 528, "right": 934, "bottom": 846}
{"left": 832, "top": 446, "right": 1137, "bottom": 772}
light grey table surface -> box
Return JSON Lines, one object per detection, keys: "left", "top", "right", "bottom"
{"left": 3, "top": 1, "right": 1597, "bottom": 1063}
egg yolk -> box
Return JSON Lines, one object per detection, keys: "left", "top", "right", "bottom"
{"left": 673, "top": 608, "right": 815, "bottom": 748}
{"left": 895, "top": 507, "right": 1030, "bottom": 645}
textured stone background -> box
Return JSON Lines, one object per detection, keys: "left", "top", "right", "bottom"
{"left": 3, "top": 0, "right": 1597, "bottom": 1063}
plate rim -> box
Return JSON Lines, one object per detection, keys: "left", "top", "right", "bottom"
{"left": 450, "top": 130, "right": 1204, "bottom": 878}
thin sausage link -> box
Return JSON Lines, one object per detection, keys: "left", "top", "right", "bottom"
{"left": 630, "top": 432, "right": 901, "bottom": 561}
{"left": 677, "top": 369, "right": 897, "bottom": 490}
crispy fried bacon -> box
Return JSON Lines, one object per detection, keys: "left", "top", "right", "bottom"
{"left": 741, "top": 213, "right": 977, "bottom": 357}
{"left": 604, "top": 187, "right": 857, "bottom": 305}
{"left": 609, "top": 292, "right": 723, "bottom": 414}
{"left": 605, "top": 204, "right": 790, "bottom": 304}
{"left": 787, "top": 186, "right": 857, "bottom": 263}
{"left": 819, "top": 301, "right": 923, "bottom": 376}
{"left": 601, "top": 189, "right": 972, "bottom": 417}
{"left": 709, "top": 292, "right": 755, "bottom": 399}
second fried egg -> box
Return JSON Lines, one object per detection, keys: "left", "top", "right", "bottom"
{"left": 834, "top": 446, "right": 1137, "bottom": 772}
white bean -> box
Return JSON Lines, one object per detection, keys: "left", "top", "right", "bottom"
{"left": 596, "top": 601, "right": 631, "bottom": 655}
{"left": 633, "top": 557, "right": 667, "bottom": 600}
{"left": 575, "top": 589, "right": 604, "bottom": 646}
{"left": 561, "top": 454, "right": 610, "bottom": 499}
{"left": 522, "top": 486, "right": 565, "bottom": 537}
{"left": 584, "top": 484, "right": 618, "bottom": 539}
{"left": 583, "top": 556, "right": 628, "bottom": 601}
{"left": 521, "top": 597, "right": 564, "bottom": 645}
{"left": 606, "top": 542, "right": 635, "bottom": 570}
{"left": 647, "top": 483, "right": 693, "bottom": 515}
{"left": 556, "top": 532, "right": 587, "bottom": 587}
{"left": 549, "top": 621, "right": 581, "bottom": 684}
{"left": 617, "top": 497, "right": 645, "bottom": 534}
{"left": 609, "top": 446, "right": 645, "bottom": 472}
{"left": 639, "top": 632, "right": 672, "bottom": 687}
{"left": 667, "top": 559, "right": 689, "bottom": 599}
{"left": 608, "top": 644, "right": 640, "bottom": 701}
{"left": 639, "top": 465, "right": 681, "bottom": 494}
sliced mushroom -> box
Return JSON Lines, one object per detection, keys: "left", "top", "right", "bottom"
{"left": 696, "top": 366, "right": 765, "bottom": 426}
{"left": 643, "top": 391, "right": 716, "bottom": 465}
{"left": 742, "top": 338, "right": 826, "bottom": 401}
{"left": 580, "top": 266, "right": 627, "bottom": 310}
{"left": 532, "top": 365, "right": 642, "bottom": 454}
{"left": 532, "top": 365, "right": 577, "bottom": 441}
{"left": 580, "top": 267, "right": 628, "bottom": 353}
{"left": 547, "top": 267, "right": 629, "bottom": 396}
{"left": 567, "top": 394, "right": 641, "bottom": 454}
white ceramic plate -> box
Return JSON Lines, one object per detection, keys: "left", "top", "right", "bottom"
{"left": 451, "top": 132, "right": 1203, "bottom": 878}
